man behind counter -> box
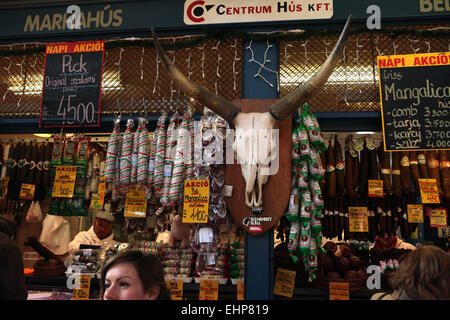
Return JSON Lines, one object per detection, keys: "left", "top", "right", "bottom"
{"left": 68, "top": 208, "right": 117, "bottom": 255}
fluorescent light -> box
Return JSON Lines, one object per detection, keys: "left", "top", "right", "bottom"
{"left": 33, "top": 133, "right": 52, "bottom": 138}
{"left": 355, "top": 131, "right": 377, "bottom": 135}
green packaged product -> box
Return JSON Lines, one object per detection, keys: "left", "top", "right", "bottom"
{"left": 300, "top": 191, "right": 312, "bottom": 224}
{"left": 299, "top": 223, "right": 310, "bottom": 257}
{"left": 297, "top": 122, "right": 312, "bottom": 162}
{"left": 62, "top": 138, "right": 76, "bottom": 165}
{"left": 285, "top": 190, "right": 300, "bottom": 223}
{"left": 287, "top": 221, "right": 300, "bottom": 255}
{"left": 51, "top": 137, "right": 63, "bottom": 166}
{"left": 297, "top": 161, "right": 309, "bottom": 191}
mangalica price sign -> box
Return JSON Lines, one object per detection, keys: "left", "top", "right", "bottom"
{"left": 273, "top": 268, "right": 296, "bottom": 298}
{"left": 40, "top": 41, "right": 104, "bottom": 127}
{"left": 427, "top": 208, "right": 447, "bottom": 228}
{"left": 52, "top": 166, "right": 77, "bottom": 198}
{"left": 199, "top": 280, "right": 218, "bottom": 300}
{"left": 419, "top": 178, "right": 441, "bottom": 204}
{"left": 377, "top": 52, "right": 450, "bottom": 151}
{"left": 124, "top": 187, "right": 147, "bottom": 218}
{"left": 368, "top": 179, "right": 384, "bottom": 198}
{"left": 182, "top": 179, "right": 210, "bottom": 223}
{"left": 407, "top": 204, "right": 424, "bottom": 223}
{"left": 348, "top": 207, "right": 369, "bottom": 232}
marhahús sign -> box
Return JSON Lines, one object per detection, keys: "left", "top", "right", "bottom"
{"left": 184, "top": 0, "right": 333, "bottom": 25}
{"left": 39, "top": 40, "right": 104, "bottom": 128}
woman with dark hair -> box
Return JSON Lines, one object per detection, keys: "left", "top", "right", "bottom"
{"left": 100, "top": 250, "right": 171, "bottom": 300}
{"left": 371, "top": 245, "right": 450, "bottom": 300}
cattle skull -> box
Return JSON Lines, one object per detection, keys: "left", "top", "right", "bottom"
{"left": 151, "top": 16, "right": 352, "bottom": 209}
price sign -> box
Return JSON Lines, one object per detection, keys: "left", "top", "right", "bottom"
{"left": 199, "top": 280, "right": 218, "bottom": 300}
{"left": 377, "top": 52, "right": 450, "bottom": 151}
{"left": 368, "top": 179, "right": 384, "bottom": 198}
{"left": 97, "top": 175, "right": 106, "bottom": 205}
{"left": 428, "top": 208, "right": 447, "bottom": 228}
{"left": 273, "top": 268, "right": 296, "bottom": 298}
{"left": 166, "top": 280, "right": 183, "bottom": 300}
{"left": 40, "top": 41, "right": 104, "bottom": 128}
{"left": 348, "top": 207, "right": 369, "bottom": 232}
{"left": 52, "top": 166, "right": 77, "bottom": 198}
{"left": 182, "top": 179, "right": 210, "bottom": 224}
{"left": 237, "top": 281, "right": 244, "bottom": 300}
{"left": 19, "top": 183, "right": 36, "bottom": 200}
{"left": 329, "top": 282, "right": 349, "bottom": 300}
{"left": 407, "top": 204, "right": 424, "bottom": 223}
{"left": 72, "top": 275, "right": 91, "bottom": 300}
{"left": 90, "top": 193, "right": 102, "bottom": 209}
{"left": 124, "top": 188, "right": 147, "bottom": 218}
{"left": 419, "top": 178, "right": 441, "bottom": 204}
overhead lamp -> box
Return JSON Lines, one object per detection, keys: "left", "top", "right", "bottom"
{"left": 33, "top": 133, "right": 52, "bottom": 138}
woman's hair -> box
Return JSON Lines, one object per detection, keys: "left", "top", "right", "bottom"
{"left": 100, "top": 250, "right": 171, "bottom": 300}
{"left": 389, "top": 245, "right": 450, "bottom": 300}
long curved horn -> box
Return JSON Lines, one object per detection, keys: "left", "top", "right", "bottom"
{"left": 151, "top": 27, "right": 241, "bottom": 124}
{"left": 268, "top": 15, "right": 352, "bottom": 121}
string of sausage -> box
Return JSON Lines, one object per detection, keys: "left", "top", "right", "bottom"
{"left": 168, "top": 107, "right": 193, "bottom": 208}
{"left": 377, "top": 145, "right": 393, "bottom": 236}
{"left": 153, "top": 112, "right": 168, "bottom": 199}
{"left": 439, "top": 150, "right": 450, "bottom": 203}
{"left": 334, "top": 135, "right": 345, "bottom": 241}
{"left": 159, "top": 112, "right": 179, "bottom": 212}
{"left": 137, "top": 117, "right": 150, "bottom": 188}
{"left": 365, "top": 136, "right": 378, "bottom": 240}
{"left": 119, "top": 118, "right": 135, "bottom": 193}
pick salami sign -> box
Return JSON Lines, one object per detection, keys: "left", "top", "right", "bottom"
{"left": 40, "top": 41, "right": 104, "bottom": 128}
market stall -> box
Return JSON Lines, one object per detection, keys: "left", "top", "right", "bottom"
{"left": 0, "top": 0, "right": 448, "bottom": 301}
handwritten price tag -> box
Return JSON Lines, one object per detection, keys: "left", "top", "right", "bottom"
{"left": 19, "top": 183, "right": 36, "bottom": 200}
{"left": 182, "top": 179, "right": 210, "bottom": 224}
{"left": 237, "top": 281, "right": 245, "bottom": 300}
{"left": 273, "top": 268, "right": 296, "bottom": 298}
{"left": 428, "top": 208, "right": 447, "bottom": 228}
{"left": 349, "top": 207, "right": 369, "bottom": 232}
{"left": 166, "top": 280, "right": 183, "bottom": 300}
{"left": 199, "top": 280, "right": 218, "bottom": 300}
{"left": 124, "top": 188, "right": 147, "bottom": 218}
{"left": 407, "top": 204, "right": 424, "bottom": 223}
{"left": 419, "top": 179, "right": 440, "bottom": 204}
{"left": 52, "top": 166, "right": 76, "bottom": 198}
{"left": 368, "top": 180, "right": 384, "bottom": 198}
{"left": 72, "top": 275, "right": 91, "bottom": 300}
{"left": 329, "top": 282, "right": 349, "bottom": 300}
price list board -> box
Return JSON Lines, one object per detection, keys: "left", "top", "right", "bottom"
{"left": 39, "top": 41, "right": 104, "bottom": 127}
{"left": 377, "top": 52, "right": 450, "bottom": 151}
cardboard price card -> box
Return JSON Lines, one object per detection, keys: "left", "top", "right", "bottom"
{"left": 72, "top": 275, "right": 91, "bottom": 300}
{"left": 52, "top": 166, "right": 77, "bottom": 198}
{"left": 329, "top": 282, "right": 349, "bottom": 300}
{"left": 19, "top": 183, "right": 36, "bottom": 200}
{"left": 182, "top": 179, "right": 210, "bottom": 224}
{"left": 199, "top": 280, "right": 218, "bottom": 300}
{"left": 368, "top": 180, "right": 384, "bottom": 198}
{"left": 407, "top": 204, "right": 424, "bottom": 223}
{"left": 237, "top": 281, "right": 244, "bottom": 300}
{"left": 348, "top": 207, "right": 369, "bottom": 232}
{"left": 427, "top": 208, "right": 447, "bottom": 228}
{"left": 273, "top": 268, "right": 296, "bottom": 298}
{"left": 124, "top": 188, "right": 147, "bottom": 218}
{"left": 97, "top": 176, "right": 106, "bottom": 205}
{"left": 419, "top": 179, "right": 440, "bottom": 204}
{"left": 166, "top": 280, "right": 183, "bottom": 300}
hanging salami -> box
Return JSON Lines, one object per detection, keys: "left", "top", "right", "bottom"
{"left": 119, "top": 118, "right": 135, "bottom": 192}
